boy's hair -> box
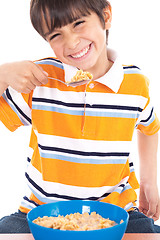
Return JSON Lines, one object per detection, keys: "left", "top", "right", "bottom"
{"left": 30, "top": 0, "right": 111, "bottom": 42}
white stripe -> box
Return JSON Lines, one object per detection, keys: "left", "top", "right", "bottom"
{"left": 136, "top": 102, "right": 153, "bottom": 126}
{"left": 2, "top": 93, "right": 28, "bottom": 126}
{"left": 26, "top": 164, "right": 129, "bottom": 199}
{"left": 27, "top": 146, "right": 34, "bottom": 159}
{"left": 20, "top": 201, "right": 33, "bottom": 210}
{"left": 33, "top": 87, "right": 148, "bottom": 109}
{"left": 85, "top": 92, "right": 147, "bottom": 109}
{"left": 8, "top": 87, "right": 31, "bottom": 119}
{"left": 33, "top": 87, "right": 85, "bottom": 104}
{"left": 26, "top": 147, "right": 34, "bottom": 168}
{"left": 124, "top": 202, "right": 134, "bottom": 211}
{"left": 7, "top": 87, "right": 31, "bottom": 124}
{"left": 21, "top": 199, "right": 36, "bottom": 210}
{"left": 130, "top": 167, "right": 135, "bottom": 173}
{"left": 36, "top": 132, "right": 132, "bottom": 153}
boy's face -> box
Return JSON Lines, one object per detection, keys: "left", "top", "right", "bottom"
{"left": 43, "top": 9, "right": 112, "bottom": 76}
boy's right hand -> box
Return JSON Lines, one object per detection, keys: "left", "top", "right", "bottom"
{"left": 0, "top": 61, "right": 48, "bottom": 94}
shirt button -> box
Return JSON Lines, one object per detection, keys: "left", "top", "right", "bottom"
{"left": 89, "top": 83, "right": 95, "bottom": 89}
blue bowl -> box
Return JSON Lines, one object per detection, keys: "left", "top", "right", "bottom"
{"left": 27, "top": 200, "right": 129, "bottom": 240}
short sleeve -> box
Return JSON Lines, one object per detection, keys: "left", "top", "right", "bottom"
{"left": 0, "top": 87, "right": 32, "bottom": 131}
{"left": 135, "top": 76, "right": 160, "bottom": 135}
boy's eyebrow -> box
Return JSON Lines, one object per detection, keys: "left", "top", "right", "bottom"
{"left": 44, "top": 31, "right": 52, "bottom": 38}
{"left": 44, "top": 28, "right": 57, "bottom": 38}
{"left": 43, "top": 15, "right": 86, "bottom": 38}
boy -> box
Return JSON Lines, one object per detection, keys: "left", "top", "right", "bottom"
{"left": 0, "top": 0, "right": 160, "bottom": 233}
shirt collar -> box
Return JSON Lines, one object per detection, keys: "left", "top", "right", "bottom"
{"left": 63, "top": 48, "right": 124, "bottom": 93}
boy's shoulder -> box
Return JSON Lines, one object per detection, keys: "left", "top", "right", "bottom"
{"left": 121, "top": 64, "right": 150, "bottom": 94}
{"left": 122, "top": 64, "right": 149, "bottom": 84}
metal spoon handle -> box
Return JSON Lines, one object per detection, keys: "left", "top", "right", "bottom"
{"left": 48, "top": 76, "right": 89, "bottom": 87}
{"left": 47, "top": 77, "right": 66, "bottom": 85}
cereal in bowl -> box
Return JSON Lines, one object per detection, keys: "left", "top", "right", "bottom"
{"left": 33, "top": 211, "right": 116, "bottom": 231}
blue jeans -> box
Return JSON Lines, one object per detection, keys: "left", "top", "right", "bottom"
{"left": 0, "top": 210, "right": 160, "bottom": 233}
{"left": 0, "top": 211, "right": 30, "bottom": 234}
{"left": 126, "top": 210, "right": 160, "bottom": 233}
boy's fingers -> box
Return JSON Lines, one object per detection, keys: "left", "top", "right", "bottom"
{"left": 153, "top": 203, "right": 160, "bottom": 221}
{"left": 139, "top": 205, "right": 143, "bottom": 212}
{"left": 31, "top": 62, "right": 48, "bottom": 85}
{"left": 153, "top": 215, "right": 159, "bottom": 222}
{"left": 36, "top": 64, "right": 48, "bottom": 76}
{"left": 147, "top": 201, "right": 157, "bottom": 218}
{"left": 17, "top": 78, "right": 36, "bottom": 93}
{"left": 17, "top": 61, "right": 48, "bottom": 92}
{"left": 31, "top": 76, "right": 45, "bottom": 87}
{"left": 23, "top": 87, "right": 34, "bottom": 94}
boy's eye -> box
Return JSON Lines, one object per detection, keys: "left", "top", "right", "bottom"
{"left": 74, "top": 20, "right": 85, "bottom": 28}
{"left": 49, "top": 33, "right": 60, "bottom": 41}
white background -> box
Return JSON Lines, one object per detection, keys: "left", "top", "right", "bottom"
{"left": 0, "top": 0, "right": 160, "bottom": 224}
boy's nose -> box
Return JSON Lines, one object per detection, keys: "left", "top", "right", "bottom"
{"left": 65, "top": 34, "right": 80, "bottom": 49}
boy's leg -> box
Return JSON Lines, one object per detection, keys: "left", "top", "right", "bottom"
{"left": 0, "top": 211, "right": 30, "bottom": 233}
{"left": 126, "top": 210, "right": 160, "bottom": 233}
{"left": 1, "top": 209, "right": 160, "bottom": 234}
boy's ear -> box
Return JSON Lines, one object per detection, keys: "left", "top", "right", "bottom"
{"left": 104, "top": 6, "right": 112, "bottom": 30}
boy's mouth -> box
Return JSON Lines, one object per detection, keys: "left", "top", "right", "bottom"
{"left": 69, "top": 43, "right": 92, "bottom": 60}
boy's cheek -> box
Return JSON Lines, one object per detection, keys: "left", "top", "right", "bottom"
{"left": 49, "top": 45, "right": 60, "bottom": 57}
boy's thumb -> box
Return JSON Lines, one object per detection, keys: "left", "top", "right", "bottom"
{"left": 43, "top": 71, "right": 48, "bottom": 77}
{"left": 35, "top": 63, "right": 48, "bottom": 77}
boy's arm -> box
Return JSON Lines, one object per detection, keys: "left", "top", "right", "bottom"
{"left": 137, "top": 131, "right": 160, "bottom": 221}
{"left": 0, "top": 61, "right": 48, "bottom": 96}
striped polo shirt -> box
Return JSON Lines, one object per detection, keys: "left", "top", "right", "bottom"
{"left": 0, "top": 49, "right": 159, "bottom": 213}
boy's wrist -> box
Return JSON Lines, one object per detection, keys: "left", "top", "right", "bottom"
{"left": 140, "top": 165, "right": 157, "bottom": 186}
{"left": 0, "top": 81, "right": 8, "bottom": 89}
{"left": 140, "top": 179, "right": 157, "bottom": 187}
{"left": 0, "top": 64, "right": 9, "bottom": 88}
{"left": 0, "top": 81, "right": 9, "bottom": 96}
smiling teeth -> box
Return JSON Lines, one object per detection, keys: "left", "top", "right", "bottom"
{"left": 71, "top": 46, "right": 90, "bottom": 59}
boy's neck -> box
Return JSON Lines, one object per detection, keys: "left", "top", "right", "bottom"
{"left": 92, "top": 58, "right": 113, "bottom": 80}
{"left": 85, "top": 47, "right": 114, "bottom": 80}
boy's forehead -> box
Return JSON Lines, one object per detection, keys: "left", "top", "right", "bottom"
{"left": 41, "top": 8, "right": 87, "bottom": 37}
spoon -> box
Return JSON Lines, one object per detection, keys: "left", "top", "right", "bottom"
{"left": 48, "top": 76, "right": 90, "bottom": 87}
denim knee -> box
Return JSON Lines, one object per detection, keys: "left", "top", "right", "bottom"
{"left": 126, "top": 211, "right": 160, "bottom": 233}
{"left": 0, "top": 211, "right": 30, "bottom": 234}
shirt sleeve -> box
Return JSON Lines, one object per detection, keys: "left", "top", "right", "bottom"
{"left": 135, "top": 75, "right": 160, "bottom": 135}
{"left": 0, "top": 87, "right": 32, "bottom": 131}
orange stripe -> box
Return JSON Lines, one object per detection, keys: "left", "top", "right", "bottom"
{"left": 0, "top": 97, "right": 23, "bottom": 131}
{"left": 128, "top": 171, "right": 140, "bottom": 189}
{"left": 32, "top": 109, "right": 136, "bottom": 140}
{"left": 29, "top": 192, "right": 45, "bottom": 205}
{"left": 82, "top": 116, "right": 136, "bottom": 140}
{"left": 120, "top": 73, "right": 149, "bottom": 96}
{"left": 101, "top": 188, "right": 137, "bottom": 209}
{"left": 41, "top": 157, "right": 130, "bottom": 187}
{"left": 19, "top": 206, "right": 31, "bottom": 214}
